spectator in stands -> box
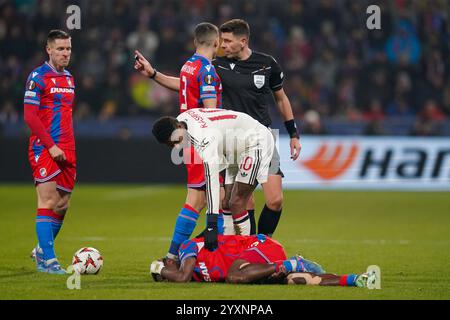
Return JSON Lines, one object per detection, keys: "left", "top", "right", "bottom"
{"left": 0, "top": 0, "right": 448, "bottom": 137}
{"left": 302, "top": 110, "right": 327, "bottom": 135}
{"left": 385, "top": 20, "right": 421, "bottom": 65}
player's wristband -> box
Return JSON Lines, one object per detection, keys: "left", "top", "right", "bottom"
{"left": 284, "top": 119, "right": 299, "bottom": 139}
{"left": 149, "top": 69, "right": 157, "bottom": 79}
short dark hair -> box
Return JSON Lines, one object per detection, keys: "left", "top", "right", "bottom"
{"left": 220, "top": 19, "right": 250, "bottom": 39}
{"left": 194, "top": 22, "right": 219, "bottom": 46}
{"left": 47, "top": 30, "right": 71, "bottom": 44}
{"left": 152, "top": 116, "right": 179, "bottom": 144}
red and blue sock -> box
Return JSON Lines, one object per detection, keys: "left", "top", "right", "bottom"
{"left": 51, "top": 213, "right": 65, "bottom": 239}
{"left": 168, "top": 204, "right": 199, "bottom": 258}
{"left": 339, "top": 274, "right": 358, "bottom": 286}
{"left": 36, "top": 209, "right": 61, "bottom": 260}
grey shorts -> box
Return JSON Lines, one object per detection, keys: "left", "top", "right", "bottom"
{"left": 268, "top": 130, "right": 284, "bottom": 177}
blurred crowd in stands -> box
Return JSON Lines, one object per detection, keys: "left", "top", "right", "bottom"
{"left": 0, "top": 0, "right": 449, "bottom": 136}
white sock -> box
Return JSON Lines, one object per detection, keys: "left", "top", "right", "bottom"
{"left": 233, "top": 211, "right": 251, "bottom": 235}
{"left": 222, "top": 210, "right": 235, "bottom": 235}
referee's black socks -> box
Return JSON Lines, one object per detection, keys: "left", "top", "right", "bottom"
{"left": 257, "top": 205, "right": 282, "bottom": 237}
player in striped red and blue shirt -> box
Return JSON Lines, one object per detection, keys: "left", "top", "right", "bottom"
{"left": 150, "top": 234, "right": 377, "bottom": 288}
{"left": 24, "top": 30, "right": 76, "bottom": 274}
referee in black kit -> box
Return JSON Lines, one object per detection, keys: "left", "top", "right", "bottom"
{"left": 214, "top": 19, "right": 301, "bottom": 236}
{"left": 134, "top": 19, "right": 301, "bottom": 237}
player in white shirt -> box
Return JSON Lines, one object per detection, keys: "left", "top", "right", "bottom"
{"left": 152, "top": 108, "right": 274, "bottom": 251}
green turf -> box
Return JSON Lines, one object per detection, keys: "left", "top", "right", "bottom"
{"left": 0, "top": 184, "right": 449, "bottom": 300}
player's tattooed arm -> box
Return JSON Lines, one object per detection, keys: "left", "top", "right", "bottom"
{"left": 134, "top": 50, "right": 180, "bottom": 91}
{"left": 160, "top": 257, "right": 196, "bottom": 283}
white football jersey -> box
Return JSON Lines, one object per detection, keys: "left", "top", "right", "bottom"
{"left": 176, "top": 108, "right": 273, "bottom": 214}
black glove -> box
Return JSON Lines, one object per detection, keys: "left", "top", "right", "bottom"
{"left": 204, "top": 214, "right": 218, "bottom": 252}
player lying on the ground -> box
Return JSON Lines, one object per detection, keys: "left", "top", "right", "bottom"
{"left": 152, "top": 108, "right": 275, "bottom": 251}
{"left": 150, "top": 234, "right": 377, "bottom": 288}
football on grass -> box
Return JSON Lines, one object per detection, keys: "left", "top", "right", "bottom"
{"left": 72, "top": 247, "right": 103, "bottom": 274}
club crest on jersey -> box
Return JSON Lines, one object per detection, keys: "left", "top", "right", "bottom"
{"left": 51, "top": 78, "right": 56, "bottom": 85}
{"left": 27, "top": 80, "right": 36, "bottom": 90}
{"left": 204, "top": 74, "right": 214, "bottom": 85}
{"left": 66, "top": 77, "right": 72, "bottom": 87}
{"left": 229, "top": 63, "right": 236, "bottom": 70}
{"left": 254, "top": 75, "right": 265, "bottom": 89}
{"left": 39, "top": 168, "right": 47, "bottom": 177}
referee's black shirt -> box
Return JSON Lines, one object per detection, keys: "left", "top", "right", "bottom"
{"left": 212, "top": 51, "right": 284, "bottom": 127}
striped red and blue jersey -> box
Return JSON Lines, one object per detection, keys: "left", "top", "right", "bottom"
{"left": 179, "top": 53, "right": 222, "bottom": 113}
{"left": 24, "top": 61, "right": 75, "bottom": 153}
{"left": 178, "top": 235, "right": 270, "bottom": 282}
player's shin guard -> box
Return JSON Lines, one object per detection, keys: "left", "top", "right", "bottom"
{"left": 233, "top": 211, "right": 251, "bottom": 235}
{"left": 222, "top": 210, "right": 235, "bottom": 235}
{"left": 258, "top": 205, "right": 282, "bottom": 237}
{"left": 35, "top": 209, "right": 57, "bottom": 260}
{"left": 167, "top": 204, "right": 199, "bottom": 259}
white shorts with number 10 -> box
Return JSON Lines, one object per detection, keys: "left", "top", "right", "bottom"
{"left": 225, "top": 129, "right": 274, "bottom": 186}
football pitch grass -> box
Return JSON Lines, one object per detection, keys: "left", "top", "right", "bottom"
{"left": 0, "top": 184, "right": 449, "bottom": 300}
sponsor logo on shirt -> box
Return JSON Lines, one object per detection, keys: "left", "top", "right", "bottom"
{"left": 202, "top": 85, "right": 216, "bottom": 92}
{"left": 199, "top": 262, "right": 211, "bottom": 282}
{"left": 50, "top": 87, "right": 75, "bottom": 94}
{"left": 25, "top": 91, "right": 37, "bottom": 97}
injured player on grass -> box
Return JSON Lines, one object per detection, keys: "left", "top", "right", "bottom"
{"left": 149, "top": 234, "right": 378, "bottom": 288}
